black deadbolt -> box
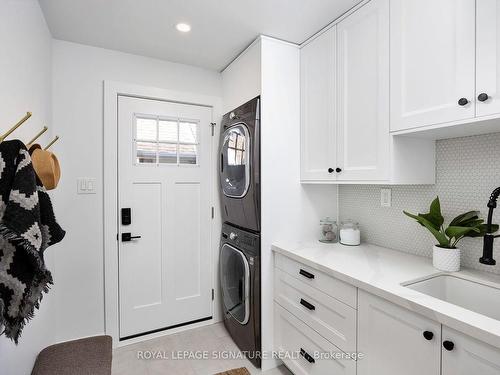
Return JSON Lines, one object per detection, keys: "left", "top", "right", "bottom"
{"left": 121, "top": 208, "right": 131, "bottom": 225}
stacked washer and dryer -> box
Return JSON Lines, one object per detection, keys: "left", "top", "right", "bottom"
{"left": 218, "top": 97, "right": 261, "bottom": 368}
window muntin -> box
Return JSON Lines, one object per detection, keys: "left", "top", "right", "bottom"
{"left": 134, "top": 115, "right": 199, "bottom": 166}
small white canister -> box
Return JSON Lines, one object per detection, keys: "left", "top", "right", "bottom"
{"left": 340, "top": 220, "right": 361, "bottom": 246}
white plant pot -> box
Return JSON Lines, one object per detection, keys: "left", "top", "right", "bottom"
{"left": 433, "top": 245, "right": 460, "bottom": 272}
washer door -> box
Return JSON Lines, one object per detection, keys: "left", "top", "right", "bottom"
{"left": 220, "top": 244, "right": 250, "bottom": 324}
{"left": 220, "top": 124, "right": 251, "bottom": 198}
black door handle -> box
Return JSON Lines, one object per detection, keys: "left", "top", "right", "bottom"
{"left": 299, "top": 269, "right": 315, "bottom": 279}
{"left": 300, "top": 348, "right": 315, "bottom": 364}
{"left": 458, "top": 98, "right": 469, "bottom": 106}
{"left": 328, "top": 168, "right": 334, "bottom": 173}
{"left": 478, "top": 93, "right": 489, "bottom": 102}
{"left": 336, "top": 167, "right": 342, "bottom": 173}
{"left": 443, "top": 340, "right": 454, "bottom": 351}
{"left": 423, "top": 331, "right": 434, "bottom": 340}
{"left": 300, "top": 298, "right": 316, "bottom": 311}
{"left": 121, "top": 233, "right": 142, "bottom": 242}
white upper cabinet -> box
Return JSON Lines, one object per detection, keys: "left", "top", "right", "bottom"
{"left": 390, "top": 0, "right": 476, "bottom": 132}
{"left": 300, "top": 27, "right": 336, "bottom": 181}
{"left": 336, "top": 0, "right": 390, "bottom": 181}
{"left": 476, "top": 0, "right": 500, "bottom": 117}
{"left": 442, "top": 327, "right": 500, "bottom": 375}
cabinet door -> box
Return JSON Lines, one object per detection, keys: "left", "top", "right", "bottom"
{"left": 358, "top": 290, "right": 441, "bottom": 375}
{"left": 336, "top": 0, "right": 390, "bottom": 181}
{"left": 477, "top": 0, "right": 500, "bottom": 117}
{"left": 300, "top": 27, "right": 336, "bottom": 181}
{"left": 390, "top": 0, "right": 476, "bottom": 131}
{"left": 442, "top": 327, "right": 500, "bottom": 375}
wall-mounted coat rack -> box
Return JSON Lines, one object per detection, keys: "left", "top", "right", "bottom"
{"left": 1, "top": 112, "right": 32, "bottom": 142}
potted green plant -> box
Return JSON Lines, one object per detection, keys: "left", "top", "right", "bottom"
{"left": 404, "top": 197, "right": 498, "bottom": 272}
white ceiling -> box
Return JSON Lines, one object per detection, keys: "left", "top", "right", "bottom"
{"left": 38, "top": 0, "right": 360, "bottom": 71}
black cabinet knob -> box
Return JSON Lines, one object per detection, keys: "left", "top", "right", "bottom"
{"left": 443, "top": 340, "right": 454, "bottom": 351}
{"left": 458, "top": 98, "right": 469, "bottom": 106}
{"left": 478, "top": 93, "right": 489, "bottom": 102}
{"left": 336, "top": 167, "right": 342, "bottom": 173}
{"left": 423, "top": 331, "right": 434, "bottom": 340}
{"left": 328, "top": 168, "right": 334, "bottom": 173}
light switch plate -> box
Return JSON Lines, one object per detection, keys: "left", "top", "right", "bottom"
{"left": 77, "top": 178, "right": 97, "bottom": 194}
{"left": 381, "top": 188, "right": 391, "bottom": 207}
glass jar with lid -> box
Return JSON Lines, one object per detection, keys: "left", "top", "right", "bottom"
{"left": 319, "top": 217, "right": 338, "bottom": 243}
{"left": 339, "top": 220, "right": 361, "bottom": 246}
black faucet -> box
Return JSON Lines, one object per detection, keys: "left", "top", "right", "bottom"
{"left": 480, "top": 187, "right": 500, "bottom": 265}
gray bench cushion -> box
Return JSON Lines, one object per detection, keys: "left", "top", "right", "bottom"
{"left": 32, "top": 335, "right": 112, "bottom": 375}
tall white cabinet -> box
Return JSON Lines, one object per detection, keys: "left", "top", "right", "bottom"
{"left": 336, "top": 0, "right": 390, "bottom": 181}
{"left": 300, "top": 0, "right": 435, "bottom": 184}
{"left": 300, "top": 27, "right": 336, "bottom": 181}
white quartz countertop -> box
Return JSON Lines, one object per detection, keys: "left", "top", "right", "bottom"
{"left": 272, "top": 241, "right": 500, "bottom": 349}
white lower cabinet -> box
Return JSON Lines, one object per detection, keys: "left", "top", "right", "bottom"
{"left": 274, "top": 254, "right": 500, "bottom": 375}
{"left": 442, "top": 327, "right": 500, "bottom": 375}
{"left": 275, "top": 304, "right": 356, "bottom": 375}
{"left": 357, "top": 290, "right": 441, "bottom": 375}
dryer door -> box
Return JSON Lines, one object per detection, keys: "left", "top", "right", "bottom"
{"left": 220, "top": 244, "right": 250, "bottom": 324}
{"left": 220, "top": 124, "right": 251, "bottom": 198}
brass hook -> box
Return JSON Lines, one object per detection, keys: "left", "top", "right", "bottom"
{"left": 44, "top": 136, "right": 59, "bottom": 150}
{"left": 1, "top": 112, "right": 32, "bottom": 142}
{"left": 27, "top": 126, "right": 48, "bottom": 146}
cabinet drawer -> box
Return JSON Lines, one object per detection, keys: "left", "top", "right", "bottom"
{"left": 275, "top": 254, "right": 357, "bottom": 308}
{"left": 274, "top": 303, "right": 356, "bottom": 375}
{"left": 275, "top": 269, "right": 356, "bottom": 353}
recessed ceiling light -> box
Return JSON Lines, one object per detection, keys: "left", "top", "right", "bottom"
{"left": 176, "top": 23, "right": 191, "bottom": 33}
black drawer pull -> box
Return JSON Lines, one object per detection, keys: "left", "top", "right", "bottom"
{"left": 300, "top": 348, "right": 315, "bottom": 364}
{"left": 299, "top": 269, "right": 315, "bottom": 279}
{"left": 300, "top": 298, "right": 316, "bottom": 311}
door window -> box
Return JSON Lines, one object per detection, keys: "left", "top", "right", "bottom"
{"left": 135, "top": 116, "right": 199, "bottom": 165}
{"left": 220, "top": 244, "right": 250, "bottom": 324}
{"left": 220, "top": 124, "right": 250, "bottom": 197}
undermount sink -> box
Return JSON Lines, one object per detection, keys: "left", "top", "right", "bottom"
{"left": 404, "top": 274, "right": 500, "bottom": 321}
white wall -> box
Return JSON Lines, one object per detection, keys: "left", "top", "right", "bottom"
{"left": 51, "top": 40, "right": 222, "bottom": 342}
{"left": 222, "top": 36, "right": 338, "bottom": 371}
{"left": 0, "top": 1, "right": 55, "bottom": 374}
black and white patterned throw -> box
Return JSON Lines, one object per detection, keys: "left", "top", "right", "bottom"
{"left": 0, "top": 140, "right": 65, "bottom": 343}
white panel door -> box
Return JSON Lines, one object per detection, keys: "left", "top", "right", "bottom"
{"left": 442, "top": 327, "right": 500, "bottom": 375}
{"left": 358, "top": 290, "right": 441, "bottom": 375}
{"left": 390, "top": 0, "right": 476, "bottom": 131}
{"left": 118, "top": 95, "right": 213, "bottom": 338}
{"left": 300, "top": 27, "right": 337, "bottom": 181}
{"left": 477, "top": 0, "right": 500, "bottom": 117}
{"left": 336, "top": 0, "right": 390, "bottom": 181}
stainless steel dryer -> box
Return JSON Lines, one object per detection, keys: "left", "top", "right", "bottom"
{"left": 219, "top": 223, "right": 261, "bottom": 368}
{"left": 219, "top": 97, "right": 260, "bottom": 232}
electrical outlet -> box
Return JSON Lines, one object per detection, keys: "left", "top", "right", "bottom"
{"left": 381, "top": 188, "right": 391, "bottom": 207}
{"left": 77, "top": 178, "right": 97, "bottom": 194}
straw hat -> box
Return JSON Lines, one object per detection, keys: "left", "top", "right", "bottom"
{"left": 29, "top": 144, "right": 61, "bottom": 190}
